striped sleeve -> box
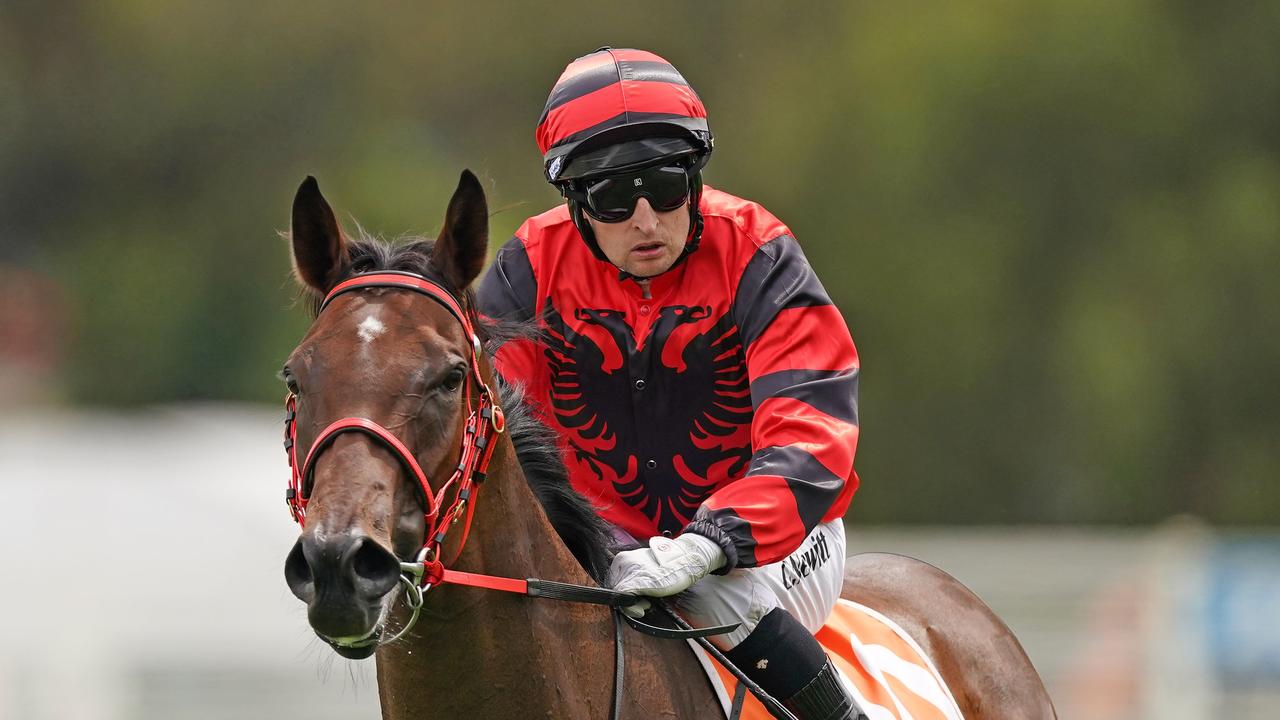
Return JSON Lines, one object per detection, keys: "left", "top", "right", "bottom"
{"left": 684, "top": 235, "right": 860, "bottom": 570}
{"left": 477, "top": 237, "right": 537, "bottom": 325}
{"left": 476, "top": 237, "right": 548, "bottom": 402}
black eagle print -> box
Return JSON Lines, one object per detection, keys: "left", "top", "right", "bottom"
{"left": 542, "top": 300, "right": 754, "bottom": 533}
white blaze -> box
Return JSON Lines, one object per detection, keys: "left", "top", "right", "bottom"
{"left": 357, "top": 315, "right": 386, "bottom": 344}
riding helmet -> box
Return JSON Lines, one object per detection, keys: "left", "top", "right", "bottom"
{"left": 536, "top": 47, "right": 713, "bottom": 272}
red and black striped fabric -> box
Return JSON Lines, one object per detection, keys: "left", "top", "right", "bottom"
{"left": 477, "top": 187, "right": 860, "bottom": 570}
{"left": 537, "top": 48, "right": 710, "bottom": 180}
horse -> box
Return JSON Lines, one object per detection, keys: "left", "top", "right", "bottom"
{"left": 279, "top": 170, "right": 1057, "bottom": 719}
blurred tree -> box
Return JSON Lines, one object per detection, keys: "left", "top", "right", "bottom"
{"left": 2, "top": 0, "right": 1275, "bottom": 524}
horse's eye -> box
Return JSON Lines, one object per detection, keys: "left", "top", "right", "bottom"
{"left": 441, "top": 367, "right": 466, "bottom": 393}
{"left": 281, "top": 368, "right": 300, "bottom": 394}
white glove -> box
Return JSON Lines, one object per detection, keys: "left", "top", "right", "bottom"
{"left": 610, "top": 533, "right": 727, "bottom": 618}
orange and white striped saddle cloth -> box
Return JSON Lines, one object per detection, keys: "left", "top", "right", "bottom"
{"left": 689, "top": 599, "right": 965, "bottom": 720}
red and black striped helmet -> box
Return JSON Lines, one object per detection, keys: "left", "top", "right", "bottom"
{"left": 537, "top": 48, "right": 713, "bottom": 183}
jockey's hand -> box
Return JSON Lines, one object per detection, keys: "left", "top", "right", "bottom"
{"left": 610, "top": 533, "right": 726, "bottom": 618}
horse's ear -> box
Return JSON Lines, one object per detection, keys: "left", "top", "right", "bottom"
{"left": 432, "top": 169, "right": 488, "bottom": 290}
{"left": 291, "top": 176, "right": 347, "bottom": 293}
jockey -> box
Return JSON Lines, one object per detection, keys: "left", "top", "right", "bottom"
{"left": 478, "top": 48, "right": 863, "bottom": 720}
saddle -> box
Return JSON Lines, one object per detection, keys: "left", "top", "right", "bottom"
{"left": 689, "top": 599, "right": 966, "bottom": 720}
{"left": 606, "top": 529, "right": 962, "bottom": 719}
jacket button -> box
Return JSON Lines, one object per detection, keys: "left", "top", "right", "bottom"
{"left": 634, "top": 379, "right": 646, "bottom": 390}
{"left": 645, "top": 459, "right": 658, "bottom": 470}
{"left": 639, "top": 305, "right": 651, "bottom": 315}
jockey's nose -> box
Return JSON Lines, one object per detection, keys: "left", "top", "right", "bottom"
{"left": 630, "top": 197, "right": 660, "bottom": 233}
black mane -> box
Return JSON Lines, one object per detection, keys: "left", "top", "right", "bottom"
{"left": 496, "top": 378, "right": 615, "bottom": 582}
{"left": 308, "top": 233, "right": 615, "bottom": 582}
{"left": 303, "top": 234, "right": 452, "bottom": 317}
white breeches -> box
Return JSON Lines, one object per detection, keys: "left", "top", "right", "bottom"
{"left": 679, "top": 518, "right": 847, "bottom": 649}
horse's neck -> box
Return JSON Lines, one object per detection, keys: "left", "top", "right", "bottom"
{"left": 374, "top": 439, "right": 718, "bottom": 719}
{"left": 373, "top": 440, "right": 610, "bottom": 716}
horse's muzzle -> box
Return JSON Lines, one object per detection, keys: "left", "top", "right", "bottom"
{"left": 285, "top": 531, "right": 402, "bottom": 647}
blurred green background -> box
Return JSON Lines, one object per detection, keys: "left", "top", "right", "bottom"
{"left": 2, "top": 0, "right": 1276, "bottom": 526}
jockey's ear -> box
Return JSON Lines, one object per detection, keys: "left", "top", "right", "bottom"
{"left": 432, "top": 169, "right": 489, "bottom": 290}
{"left": 290, "top": 176, "right": 347, "bottom": 293}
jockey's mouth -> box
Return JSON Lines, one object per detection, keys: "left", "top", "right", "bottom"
{"left": 631, "top": 241, "right": 666, "bottom": 257}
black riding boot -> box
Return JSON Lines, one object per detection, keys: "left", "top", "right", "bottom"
{"left": 723, "top": 607, "right": 866, "bottom": 720}
{"left": 781, "top": 659, "right": 866, "bottom": 720}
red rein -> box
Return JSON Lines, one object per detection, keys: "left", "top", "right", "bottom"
{"left": 283, "top": 271, "right": 505, "bottom": 570}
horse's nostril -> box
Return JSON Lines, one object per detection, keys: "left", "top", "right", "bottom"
{"left": 284, "top": 540, "right": 315, "bottom": 602}
{"left": 351, "top": 538, "right": 400, "bottom": 599}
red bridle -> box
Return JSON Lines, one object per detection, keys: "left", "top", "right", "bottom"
{"left": 277, "top": 271, "right": 751, "bottom": 717}
{"left": 283, "top": 271, "right": 505, "bottom": 567}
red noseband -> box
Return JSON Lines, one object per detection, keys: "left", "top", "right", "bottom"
{"left": 283, "top": 271, "right": 504, "bottom": 564}
{"left": 301, "top": 417, "right": 440, "bottom": 518}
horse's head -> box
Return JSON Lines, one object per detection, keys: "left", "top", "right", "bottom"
{"left": 281, "top": 171, "right": 489, "bottom": 659}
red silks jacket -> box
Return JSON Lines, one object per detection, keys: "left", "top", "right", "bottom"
{"left": 477, "top": 187, "right": 860, "bottom": 570}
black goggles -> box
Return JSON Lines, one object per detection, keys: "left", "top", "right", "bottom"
{"left": 571, "top": 164, "right": 691, "bottom": 223}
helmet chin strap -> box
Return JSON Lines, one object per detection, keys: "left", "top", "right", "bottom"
{"left": 569, "top": 172, "right": 705, "bottom": 283}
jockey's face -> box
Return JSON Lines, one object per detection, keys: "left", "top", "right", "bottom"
{"left": 587, "top": 196, "right": 690, "bottom": 278}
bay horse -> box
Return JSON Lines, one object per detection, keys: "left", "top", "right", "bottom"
{"left": 280, "top": 171, "right": 1056, "bottom": 719}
